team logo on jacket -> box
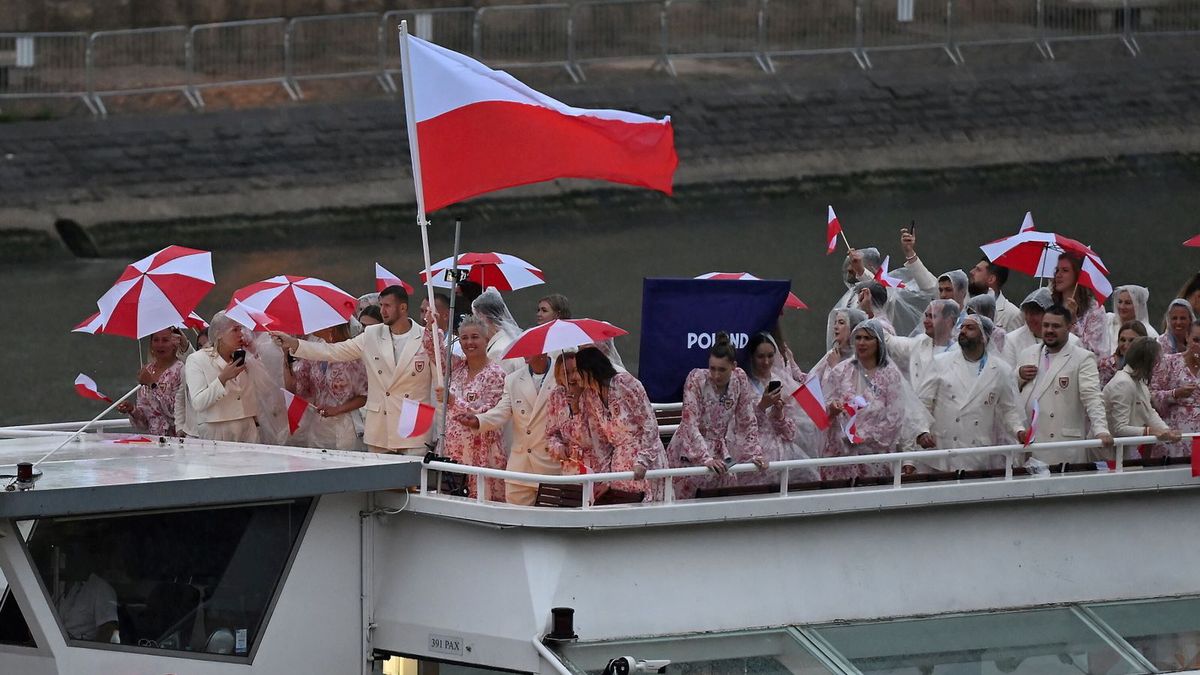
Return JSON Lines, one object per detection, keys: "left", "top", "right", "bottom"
{"left": 414, "top": 361, "right": 424, "bottom": 373}
{"left": 466, "top": 392, "right": 478, "bottom": 403}
{"left": 1058, "top": 377, "right": 1070, "bottom": 390}
{"left": 985, "top": 392, "right": 996, "bottom": 406}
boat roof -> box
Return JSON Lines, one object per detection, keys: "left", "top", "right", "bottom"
{"left": 0, "top": 434, "right": 420, "bottom": 520}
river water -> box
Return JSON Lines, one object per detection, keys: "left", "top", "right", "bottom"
{"left": 4, "top": 167, "right": 1199, "bottom": 425}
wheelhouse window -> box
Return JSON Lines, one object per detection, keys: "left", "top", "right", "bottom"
{"left": 18, "top": 498, "right": 311, "bottom": 657}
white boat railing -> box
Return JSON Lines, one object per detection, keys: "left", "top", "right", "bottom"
{"left": 0, "top": 419, "right": 132, "bottom": 438}
{"left": 417, "top": 433, "right": 1200, "bottom": 508}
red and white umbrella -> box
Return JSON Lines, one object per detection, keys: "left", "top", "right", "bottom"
{"left": 1183, "top": 234, "right": 1200, "bottom": 247}
{"left": 502, "top": 319, "right": 628, "bottom": 360}
{"left": 227, "top": 275, "right": 357, "bottom": 335}
{"left": 419, "top": 252, "right": 545, "bottom": 292}
{"left": 93, "top": 245, "right": 215, "bottom": 339}
{"left": 694, "top": 272, "right": 808, "bottom": 310}
{"left": 74, "top": 310, "right": 208, "bottom": 335}
{"left": 980, "top": 230, "right": 1108, "bottom": 278}
{"left": 980, "top": 230, "right": 1111, "bottom": 301}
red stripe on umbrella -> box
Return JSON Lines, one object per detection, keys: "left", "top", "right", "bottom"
{"left": 1184, "top": 234, "right": 1200, "bottom": 247}
{"left": 94, "top": 246, "right": 215, "bottom": 339}
{"left": 694, "top": 272, "right": 808, "bottom": 310}
{"left": 420, "top": 252, "right": 545, "bottom": 292}
{"left": 502, "top": 319, "right": 628, "bottom": 360}
{"left": 228, "top": 275, "right": 357, "bottom": 335}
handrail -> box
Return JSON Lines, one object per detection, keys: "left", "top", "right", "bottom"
{"left": 418, "top": 433, "right": 1199, "bottom": 506}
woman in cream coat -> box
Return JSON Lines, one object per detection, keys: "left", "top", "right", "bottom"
{"left": 184, "top": 311, "right": 259, "bottom": 442}
{"left": 1103, "top": 337, "right": 1180, "bottom": 461}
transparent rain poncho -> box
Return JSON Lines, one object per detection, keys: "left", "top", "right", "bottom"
{"left": 1107, "top": 284, "right": 1158, "bottom": 348}
{"left": 743, "top": 332, "right": 821, "bottom": 482}
{"left": 833, "top": 247, "right": 933, "bottom": 336}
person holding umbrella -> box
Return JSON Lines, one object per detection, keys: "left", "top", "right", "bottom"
{"left": 1052, "top": 252, "right": 1109, "bottom": 356}
{"left": 270, "top": 284, "right": 435, "bottom": 455}
{"left": 116, "top": 327, "right": 190, "bottom": 437}
{"left": 185, "top": 312, "right": 259, "bottom": 442}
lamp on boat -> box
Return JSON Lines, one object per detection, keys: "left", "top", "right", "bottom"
{"left": 546, "top": 607, "right": 577, "bottom": 642}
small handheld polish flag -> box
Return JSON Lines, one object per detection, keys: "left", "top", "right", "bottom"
{"left": 281, "top": 388, "right": 309, "bottom": 435}
{"left": 791, "top": 377, "right": 831, "bottom": 431}
{"left": 375, "top": 263, "right": 414, "bottom": 294}
{"left": 826, "top": 206, "right": 843, "bottom": 255}
{"left": 74, "top": 374, "right": 112, "bottom": 402}
{"left": 874, "top": 255, "right": 906, "bottom": 289}
{"left": 397, "top": 398, "right": 437, "bottom": 439}
{"left": 842, "top": 395, "right": 868, "bottom": 444}
{"left": 1025, "top": 399, "right": 1040, "bottom": 447}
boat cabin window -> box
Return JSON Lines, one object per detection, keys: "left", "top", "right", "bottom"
{"left": 811, "top": 608, "right": 1147, "bottom": 675}
{"left": 19, "top": 498, "right": 311, "bottom": 658}
{"left": 1088, "top": 598, "right": 1200, "bottom": 671}
{"left": 0, "top": 586, "right": 36, "bottom": 648}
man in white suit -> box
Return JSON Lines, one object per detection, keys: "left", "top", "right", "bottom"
{"left": 885, "top": 298, "right": 960, "bottom": 390}
{"left": 460, "top": 351, "right": 560, "bottom": 505}
{"left": 1016, "top": 304, "right": 1113, "bottom": 465}
{"left": 272, "top": 285, "right": 434, "bottom": 454}
{"left": 913, "top": 315, "right": 1024, "bottom": 473}
{"left": 969, "top": 257, "right": 1023, "bottom": 331}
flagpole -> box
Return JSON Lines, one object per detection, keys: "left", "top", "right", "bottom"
{"left": 28, "top": 384, "right": 140, "bottom": 471}
{"left": 439, "top": 218, "right": 462, "bottom": 446}
{"left": 399, "top": 20, "right": 446, "bottom": 406}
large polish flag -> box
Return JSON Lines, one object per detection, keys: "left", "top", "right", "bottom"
{"left": 403, "top": 34, "right": 677, "bottom": 212}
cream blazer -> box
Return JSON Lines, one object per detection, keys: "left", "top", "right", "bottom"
{"left": 184, "top": 348, "right": 258, "bottom": 424}
{"left": 994, "top": 291, "right": 1024, "bottom": 332}
{"left": 293, "top": 320, "right": 432, "bottom": 450}
{"left": 1017, "top": 342, "right": 1109, "bottom": 464}
{"left": 887, "top": 333, "right": 957, "bottom": 391}
{"left": 477, "top": 366, "right": 560, "bottom": 486}
{"left": 917, "top": 352, "right": 1024, "bottom": 472}
{"left": 1103, "top": 368, "right": 1167, "bottom": 461}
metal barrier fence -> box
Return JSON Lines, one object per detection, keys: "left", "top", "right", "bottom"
{"left": 0, "top": 0, "right": 1196, "bottom": 116}
{"left": 188, "top": 18, "right": 296, "bottom": 107}
{"left": 86, "top": 26, "right": 195, "bottom": 116}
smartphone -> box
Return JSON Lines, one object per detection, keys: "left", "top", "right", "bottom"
{"left": 910, "top": 219, "right": 916, "bottom": 235}
{"left": 767, "top": 380, "right": 782, "bottom": 393}
{"left": 231, "top": 349, "right": 246, "bottom": 366}
{"left": 723, "top": 456, "right": 737, "bottom": 468}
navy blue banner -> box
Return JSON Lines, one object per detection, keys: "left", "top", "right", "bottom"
{"left": 638, "top": 278, "right": 792, "bottom": 403}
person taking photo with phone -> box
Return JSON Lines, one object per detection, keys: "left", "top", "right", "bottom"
{"left": 184, "top": 311, "right": 260, "bottom": 442}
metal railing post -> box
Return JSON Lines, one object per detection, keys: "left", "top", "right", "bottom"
{"left": 84, "top": 32, "right": 101, "bottom": 116}
{"left": 1036, "top": 0, "right": 1053, "bottom": 59}
{"left": 472, "top": 7, "right": 484, "bottom": 58}
{"left": 853, "top": 0, "right": 870, "bottom": 69}
{"left": 1122, "top": 0, "right": 1140, "bottom": 54}
{"left": 757, "top": 0, "right": 773, "bottom": 73}
{"left": 659, "top": 0, "right": 676, "bottom": 76}
{"left": 284, "top": 18, "right": 299, "bottom": 98}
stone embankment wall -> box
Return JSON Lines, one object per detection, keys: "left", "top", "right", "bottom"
{"left": 1, "top": 48, "right": 1199, "bottom": 260}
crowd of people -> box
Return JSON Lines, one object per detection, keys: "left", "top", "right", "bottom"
{"left": 111, "top": 228, "right": 1200, "bottom": 505}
